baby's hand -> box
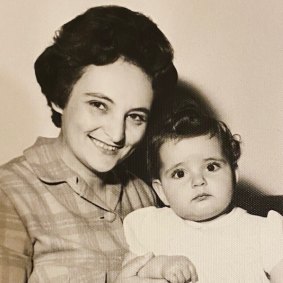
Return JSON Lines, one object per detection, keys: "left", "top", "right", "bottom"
{"left": 161, "top": 255, "right": 197, "bottom": 283}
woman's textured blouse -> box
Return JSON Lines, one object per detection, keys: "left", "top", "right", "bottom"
{"left": 0, "top": 137, "right": 156, "bottom": 283}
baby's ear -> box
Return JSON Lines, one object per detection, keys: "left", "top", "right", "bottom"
{"left": 51, "top": 102, "right": 63, "bottom": 114}
{"left": 152, "top": 179, "right": 170, "bottom": 206}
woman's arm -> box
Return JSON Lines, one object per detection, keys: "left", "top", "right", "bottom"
{"left": 0, "top": 189, "right": 32, "bottom": 283}
{"left": 115, "top": 253, "right": 167, "bottom": 283}
{"left": 122, "top": 252, "right": 166, "bottom": 279}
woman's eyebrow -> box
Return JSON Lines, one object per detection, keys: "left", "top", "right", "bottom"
{"left": 130, "top": 107, "right": 150, "bottom": 115}
{"left": 84, "top": 92, "right": 114, "bottom": 103}
{"left": 204, "top": 157, "right": 227, "bottom": 163}
{"left": 84, "top": 93, "right": 150, "bottom": 114}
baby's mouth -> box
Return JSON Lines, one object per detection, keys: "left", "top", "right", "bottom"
{"left": 88, "top": 135, "right": 121, "bottom": 152}
{"left": 192, "top": 193, "right": 211, "bottom": 201}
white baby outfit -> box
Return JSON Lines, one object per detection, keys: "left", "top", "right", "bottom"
{"left": 124, "top": 207, "right": 283, "bottom": 283}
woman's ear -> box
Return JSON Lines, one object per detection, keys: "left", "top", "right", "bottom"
{"left": 235, "top": 168, "right": 239, "bottom": 184}
{"left": 51, "top": 102, "right": 63, "bottom": 114}
{"left": 152, "top": 179, "right": 170, "bottom": 206}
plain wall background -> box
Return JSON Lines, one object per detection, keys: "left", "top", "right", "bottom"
{"left": 0, "top": 0, "right": 282, "bottom": 195}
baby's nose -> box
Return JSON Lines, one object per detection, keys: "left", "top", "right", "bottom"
{"left": 191, "top": 173, "right": 206, "bottom": 188}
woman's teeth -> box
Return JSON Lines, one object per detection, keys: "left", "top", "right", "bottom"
{"left": 91, "top": 137, "right": 118, "bottom": 151}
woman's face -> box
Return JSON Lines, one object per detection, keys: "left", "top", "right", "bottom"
{"left": 58, "top": 59, "right": 153, "bottom": 174}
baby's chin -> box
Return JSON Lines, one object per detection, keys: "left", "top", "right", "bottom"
{"left": 183, "top": 208, "right": 231, "bottom": 222}
{"left": 180, "top": 202, "right": 234, "bottom": 222}
{"left": 190, "top": 213, "right": 221, "bottom": 222}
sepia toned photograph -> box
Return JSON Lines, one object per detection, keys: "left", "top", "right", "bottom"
{"left": 0, "top": 1, "right": 282, "bottom": 282}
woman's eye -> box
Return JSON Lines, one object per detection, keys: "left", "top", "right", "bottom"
{"left": 207, "top": 162, "right": 220, "bottom": 172}
{"left": 128, "top": 113, "right": 147, "bottom": 124}
{"left": 171, "top": 169, "right": 185, "bottom": 179}
{"left": 89, "top": 101, "right": 106, "bottom": 111}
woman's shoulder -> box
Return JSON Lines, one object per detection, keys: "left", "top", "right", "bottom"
{"left": 0, "top": 154, "right": 36, "bottom": 205}
{"left": 0, "top": 137, "right": 53, "bottom": 178}
{"left": 0, "top": 137, "right": 51, "bottom": 191}
{"left": 0, "top": 155, "right": 29, "bottom": 182}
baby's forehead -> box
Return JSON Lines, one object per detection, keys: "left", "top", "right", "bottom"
{"left": 159, "top": 134, "right": 225, "bottom": 163}
{"left": 160, "top": 134, "right": 222, "bottom": 149}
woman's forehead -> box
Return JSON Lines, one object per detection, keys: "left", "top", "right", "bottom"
{"left": 69, "top": 61, "right": 153, "bottom": 108}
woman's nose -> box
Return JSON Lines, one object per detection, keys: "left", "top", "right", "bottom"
{"left": 191, "top": 173, "right": 207, "bottom": 188}
{"left": 105, "top": 117, "right": 125, "bottom": 146}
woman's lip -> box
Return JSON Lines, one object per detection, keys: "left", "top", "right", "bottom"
{"left": 88, "top": 136, "right": 122, "bottom": 151}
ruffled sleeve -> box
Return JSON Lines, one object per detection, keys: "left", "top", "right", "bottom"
{"left": 123, "top": 207, "right": 156, "bottom": 255}
{"left": 261, "top": 210, "right": 283, "bottom": 273}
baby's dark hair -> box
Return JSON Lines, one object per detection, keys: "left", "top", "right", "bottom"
{"left": 147, "top": 107, "right": 241, "bottom": 180}
{"left": 34, "top": 5, "right": 177, "bottom": 127}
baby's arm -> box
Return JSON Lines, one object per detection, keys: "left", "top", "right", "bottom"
{"left": 138, "top": 255, "right": 198, "bottom": 283}
{"left": 123, "top": 208, "right": 197, "bottom": 282}
{"left": 270, "top": 258, "right": 283, "bottom": 283}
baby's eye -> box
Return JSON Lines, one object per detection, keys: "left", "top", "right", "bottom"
{"left": 171, "top": 169, "right": 185, "bottom": 179}
{"left": 206, "top": 162, "right": 221, "bottom": 172}
{"left": 89, "top": 101, "right": 107, "bottom": 111}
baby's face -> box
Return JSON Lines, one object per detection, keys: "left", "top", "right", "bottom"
{"left": 155, "top": 134, "right": 234, "bottom": 221}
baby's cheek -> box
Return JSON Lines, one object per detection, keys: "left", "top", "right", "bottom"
{"left": 174, "top": 203, "right": 188, "bottom": 218}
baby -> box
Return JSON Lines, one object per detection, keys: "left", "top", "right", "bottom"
{"left": 123, "top": 108, "right": 283, "bottom": 283}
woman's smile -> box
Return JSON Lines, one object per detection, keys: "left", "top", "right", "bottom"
{"left": 88, "top": 135, "right": 121, "bottom": 153}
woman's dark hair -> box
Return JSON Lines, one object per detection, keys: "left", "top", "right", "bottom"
{"left": 147, "top": 106, "right": 241, "bottom": 180}
{"left": 34, "top": 5, "right": 177, "bottom": 127}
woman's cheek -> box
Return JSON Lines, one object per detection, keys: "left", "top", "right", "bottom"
{"left": 127, "top": 124, "right": 147, "bottom": 144}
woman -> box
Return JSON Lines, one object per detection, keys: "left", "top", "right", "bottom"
{"left": 0, "top": 6, "right": 177, "bottom": 283}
